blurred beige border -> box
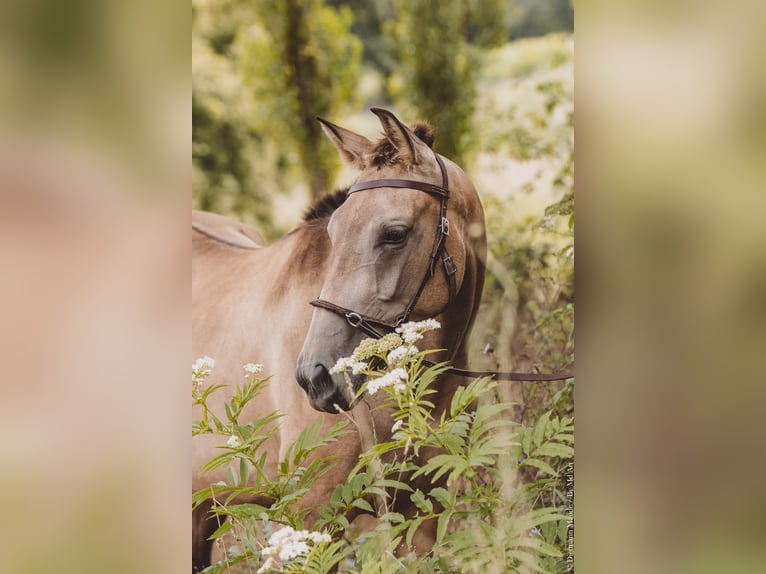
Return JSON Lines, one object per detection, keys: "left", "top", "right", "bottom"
{"left": 577, "top": 2, "right": 766, "bottom": 573}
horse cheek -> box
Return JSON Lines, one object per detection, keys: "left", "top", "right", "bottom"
{"left": 373, "top": 251, "right": 408, "bottom": 303}
{"left": 417, "top": 234, "right": 467, "bottom": 317}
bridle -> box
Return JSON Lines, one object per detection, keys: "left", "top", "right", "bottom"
{"left": 311, "top": 152, "right": 456, "bottom": 336}
{"left": 310, "top": 151, "right": 573, "bottom": 383}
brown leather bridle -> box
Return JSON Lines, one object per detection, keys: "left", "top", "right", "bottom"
{"left": 310, "top": 151, "right": 573, "bottom": 383}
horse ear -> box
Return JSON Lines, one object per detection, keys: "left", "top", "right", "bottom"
{"left": 317, "top": 117, "right": 372, "bottom": 170}
{"left": 370, "top": 108, "right": 430, "bottom": 165}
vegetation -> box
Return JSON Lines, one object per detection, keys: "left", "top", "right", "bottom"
{"left": 384, "top": 0, "right": 507, "bottom": 164}
{"left": 193, "top": 321, "right": 573, "bottom": 573}
{"left": 238, "top": 0, "right": 362, "bottom": 199}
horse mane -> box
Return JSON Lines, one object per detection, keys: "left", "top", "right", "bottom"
{"left": 302, "top": 188, "right": 349, "bottom": 222}
{"left": 371, "top": 121, "right": 435, "bottom": 167}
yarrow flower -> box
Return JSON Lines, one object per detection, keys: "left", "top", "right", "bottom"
{"left": 226, "top": 435, "right": 240, "bottom": 448}
{"left": 329, "top": 356, "right": 368, "bottom": 375}
{"left": 329, "top": 318, "right": 438, "bottom": 398}
{"left": 386, "top": 345, "right": 418, "bottom": 366}
{"left": 396, "top": 318, "right": 441, "bottom": 344}
{"left": 243, "top": 362, "right": 264, "bottom": 376}
{"left": 257, "top": 526, "right": 332, "bottom": 573}
{"left": 192, "top": 356, "right": 215, "bottom": 385}
{"left": 367, "top": 368, "right": 408, "bottom": 395}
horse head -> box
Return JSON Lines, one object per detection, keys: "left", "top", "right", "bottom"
{"left": 295, "top": 108, "right": 486, "bottom": 413}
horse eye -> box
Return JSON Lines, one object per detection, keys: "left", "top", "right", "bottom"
{"left": 381, "top": 227, "right": 409, "bottom": 245}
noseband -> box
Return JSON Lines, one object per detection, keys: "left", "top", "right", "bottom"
{"left": 310, "top": 151, "right": 457, "bottom": 339}
{"left": 309, "top": 152, "right": 574, "bottom": 383}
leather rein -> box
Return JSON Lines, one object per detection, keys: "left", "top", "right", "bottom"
{"left": 310, "top": 152, "right": 573, "bottom": 383}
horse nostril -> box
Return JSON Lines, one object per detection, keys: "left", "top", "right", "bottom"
{"left": 312, "top": 363, "right": 330, "bottom": 382}
{"left": 295, "top": 363, "right": 332, "bottom": 393}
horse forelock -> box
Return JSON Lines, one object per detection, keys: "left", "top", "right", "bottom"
{"left": 302, "top": 188, "right": 349, "bottom": 222}
{"left": 370, "top": 121, "right": 434, "bottom": 168}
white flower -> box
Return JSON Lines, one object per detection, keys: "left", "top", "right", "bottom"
{"left": 307, "top": 531, "right": 332, "bottom": 543}
{"left": 391, "top": 419, "right": 403, "bottom": 433}
{"left": 351, "top": 361, "right": 367, "bottom": 374}
{"left": 192, "top": 356, "right": 215, "bottom": 384}
{"left": 259, "top": 527, "right": 332, "bottom": 569}
{"left": 226, "top": 435, "right": 240, "bottom": 448}
{"left": 256, "top": 556, "right": 276, "bottom": 574}
{"left": 243, "top": 363, "right": 264, "bottom": 376}
{"left": 330, "top": 356, "right": 367, "bottom": 375}
{"left": 386, "top": 345, "right": 418, "bottom": 365}
{"left": 367, "top": 368, "right": 408, "bottom": 395}
{"left": 396, "top": 318, "right": 440, "bottom": 344}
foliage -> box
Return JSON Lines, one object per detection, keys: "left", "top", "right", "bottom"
{"left": 384, "top": 0, "right": 508, "bottom": 165}
{"left": 326, "top": 0, "right": 398, "bottom": 76}
{"left": 193, "top": 330, "right": 574, "bottom": 573}
{"left": 238, "top": 0, "right": 363, "bottom": 198}
{"left": 508, "top": 0, "right": 574, "bottom": 41}
{"left": 193, "top": 1, "right": 277, "bottom": 236}
{"left": 192, "top": 0, "right": 363, "bottom": 236}
{"left": 469, "top": 33, "right": 573, "bottom": 429}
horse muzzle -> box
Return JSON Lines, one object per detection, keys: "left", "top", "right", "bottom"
{"left": 295, "top": 363, "right": 359, "bottom": 413}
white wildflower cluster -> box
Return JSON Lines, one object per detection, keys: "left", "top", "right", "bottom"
{"left": 243, "top": 362, "right": 264, "bottom": 377}
{"left": 329, "top": 356, "right": 368, "bottom": 375}
{"left": 226, "top": 435, "right": 240, "bottom": 448}
{"left": 192, "top": 356, "right": 215, "bottom": 385}
{"left": 367, "top": 368, "right": 408, "bottom": 395}
{"left": 257, "top": 526, "right": 332, "bottom": 574}
{"left": 386, "top": 344, "right": 418, "bottom": 367}
{"left": 328, "top": 318, "right": 440, "bottom": 397}
{"left": 395, "top": 318, "right": 441, "bottom": 344}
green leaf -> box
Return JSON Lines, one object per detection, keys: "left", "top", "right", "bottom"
{"left": 200, "top": 451, "right": 236, "bottom": 474}
{"left": 239, "top": 456, "right": 249, "bottom": 485}
{"left": 208, "top": 520, "right": 233, "bottom": 540}
{"left": 378, "top": 512, "right": 405, "bottom": 524}
{"left": 405, "top": 515, "right": 427, "bottom": 547}
{"left": 520, "top": 457, "right": 557, "bottom": 476}
{"left": 374, "top": 478, "right": 413, "bottom": 493}
{"left": 410, "top": 489, "right": 433, "bottom": 514}
{"left": 533, "top": 410, "right": 552, "bottom": 447}
{"left": 428, "top": 487, "right": 452, "bottom": 508}
{"left": 352, "top": 498, "right": 374, "bottom": 513}
{"left": 534, "top": 442, "right": 574, "bottom": 459}
{"left": 436, "top": 510, "right": 452, "bottom": 544}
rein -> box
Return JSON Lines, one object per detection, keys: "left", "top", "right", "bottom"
{"left": 310, "top": 150, "right": 573, "bottom": 383}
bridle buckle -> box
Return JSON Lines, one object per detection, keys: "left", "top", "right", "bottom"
{"left": 345, "top": 312, "right": 363, "bottom": 327}
{"left": 440, "top": 217, "right": 450, "bottom": 236}
{"left": 443, "top": 255, "right": 458, "bottom": 276}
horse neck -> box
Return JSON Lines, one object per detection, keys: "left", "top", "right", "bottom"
{"left": 274, "top": 221, "right": 331, "bottom": 286}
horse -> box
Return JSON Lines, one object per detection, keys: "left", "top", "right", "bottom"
{"left": 192, "top": 108, "right": 487, "bottom": 571}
